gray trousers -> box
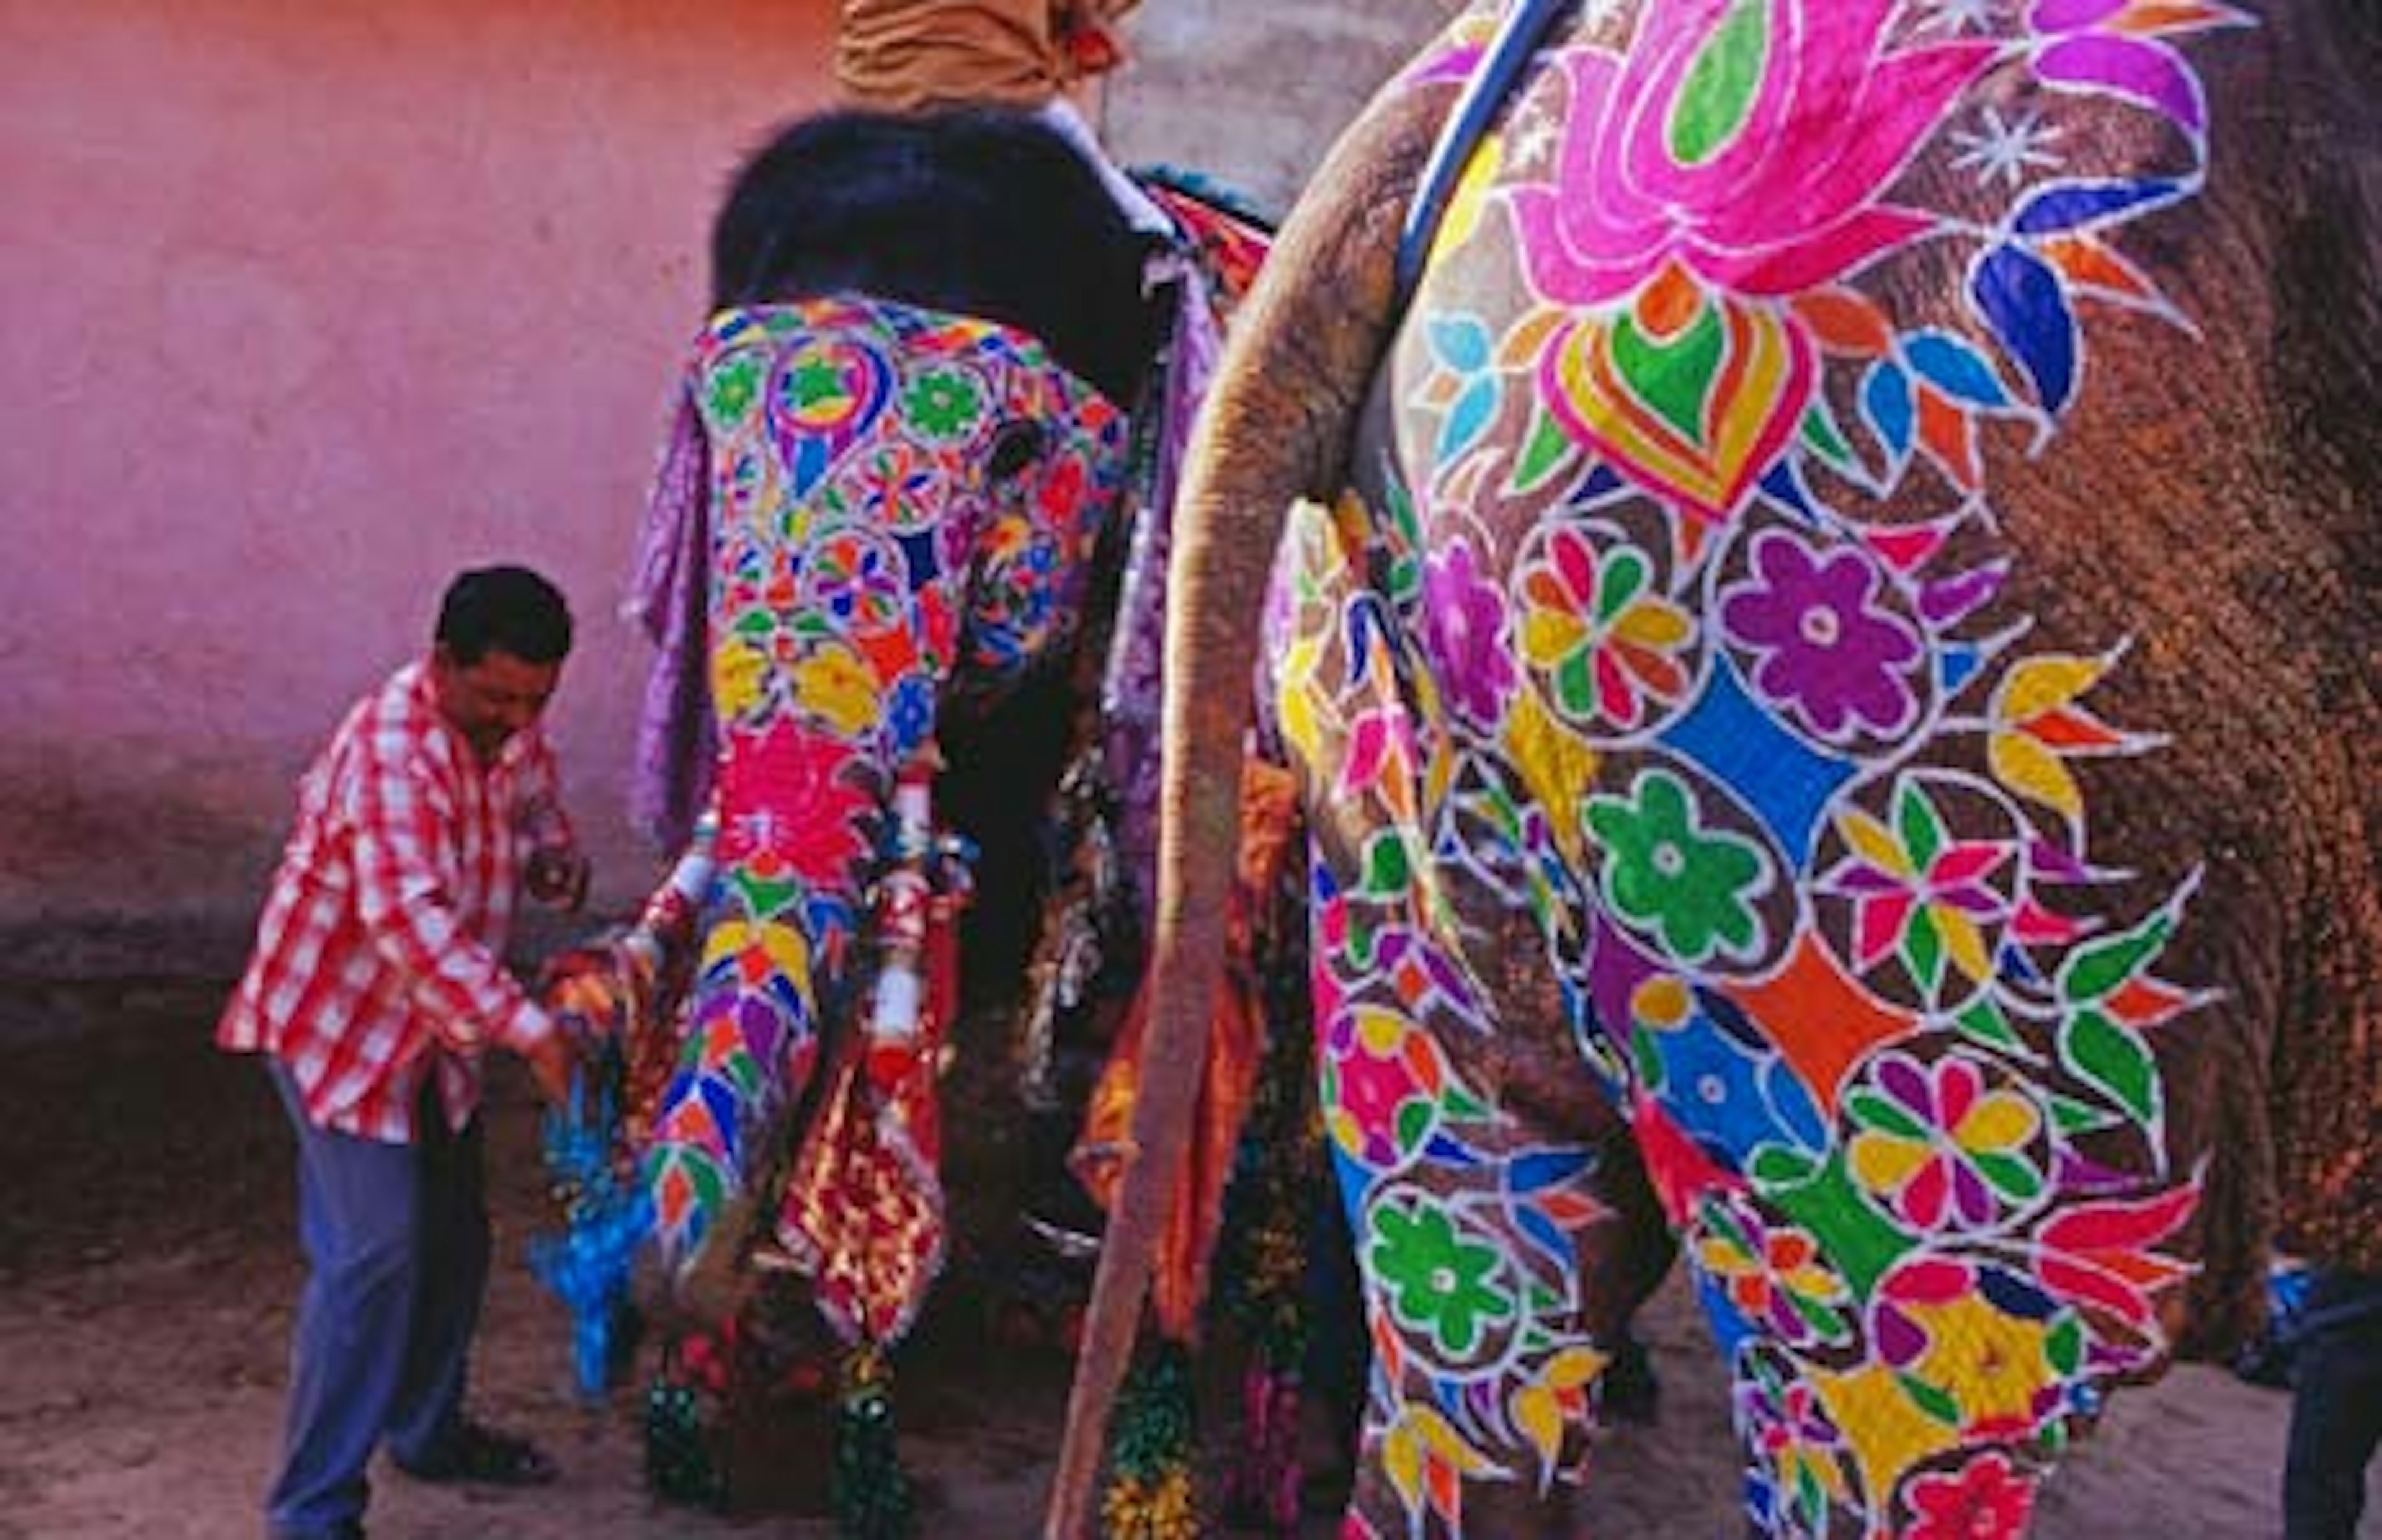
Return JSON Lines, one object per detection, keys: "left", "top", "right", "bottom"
{"left": 264, "top": 1064, "right": 488, "bottom": 1540}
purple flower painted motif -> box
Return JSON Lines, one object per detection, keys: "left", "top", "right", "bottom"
{"left": 1721, "top": 529, "right": 1924, "bottom": 744}
{"left": 1422, "top": 536, "right": 1519, "bottom": 727}
{"left": 2028, "top": 0, "right": 2243, "bottom": 144}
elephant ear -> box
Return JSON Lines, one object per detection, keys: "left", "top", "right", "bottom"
{"left": 628, "top": 380, "right": 720, "bottom": 855}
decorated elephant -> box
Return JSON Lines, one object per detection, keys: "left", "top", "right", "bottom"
{"left": 613, "top": 104, "right": 1161, "bottom": 1528}
{"left": 626, "top": 102, "right": 1153, "bottom": 1282}
{"left": 1055, "top": 1, "right": 2381, "bottom": 1536}
{"left": 530, "top": 101, "right": 1288, "bottom": 1533}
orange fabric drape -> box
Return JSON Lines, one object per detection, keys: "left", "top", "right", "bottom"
{"left": 1075, "top": 757, "right": 1303, "bottom": 1340}
{"left": 837, "top": 0, "right": 1137, "bottom": 112}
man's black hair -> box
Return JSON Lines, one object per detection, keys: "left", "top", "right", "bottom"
{"left": 435, "top": 564, "right": 573, "bottom": 665}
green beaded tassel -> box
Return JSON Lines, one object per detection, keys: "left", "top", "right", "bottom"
{"left": 832, "top": 1344, "right": 915, "bottom": 1539}
{"left": 643, "top": 1369, "right": 728, "bottom": 1510}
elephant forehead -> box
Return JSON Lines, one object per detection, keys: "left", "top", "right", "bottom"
{"left": 688, "top": 295, "right": 1128, "bottom": 552}
{"left": 694, "top": 293, "right": 1121, "bottom": 440}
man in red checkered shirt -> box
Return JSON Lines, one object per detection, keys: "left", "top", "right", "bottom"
{"left": 219, "top": 564, "right": 590, "bottom": 1540}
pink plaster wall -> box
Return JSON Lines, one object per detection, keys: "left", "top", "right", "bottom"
{"left": 0, "top": 0, "right": 838, "bottom": 964}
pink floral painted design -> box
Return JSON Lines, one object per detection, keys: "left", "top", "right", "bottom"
{"left": 1904, "top": 1449, "right": 2038, "bottom": 1538}
{"left": 1507, "top": 0, "right": 1993, "bottom": 306}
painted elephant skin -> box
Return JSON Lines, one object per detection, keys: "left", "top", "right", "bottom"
{"left": 1058, "top": 2, "right": 2380, "bottom": 1537}
{"left": 629, "top": 105, "right": 1164, "bottom": 1315}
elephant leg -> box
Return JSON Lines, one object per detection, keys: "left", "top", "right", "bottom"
{"left": 1312, "top": 871, "right": 1671, "bottom": 1538}
{"left": 1329, "top": 1139, "right": 1666, "bottom": 1538}
{"left": 1575, "top": 1128, "right": 1675, "bottom": 1427}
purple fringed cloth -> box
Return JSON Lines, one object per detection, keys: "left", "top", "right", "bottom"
{"left": 625, "top": 388, "right": 718, "bottom": 855}
{"left": 1099, "top": 174, "right": 1275, "bottom": 927}
{"left": 1097, "top": 264, "right": 1222, "bottom": 927}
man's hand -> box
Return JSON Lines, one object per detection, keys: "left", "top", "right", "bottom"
{"left": 525, "top": 845, "right": 591, "bottom": 910}
{"left": 523, "top": 1028, "right": 579, "bottom": 1106}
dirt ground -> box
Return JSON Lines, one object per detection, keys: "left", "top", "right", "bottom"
{"left": 0, "top": 977, "right": 2355, "bottom": 1539}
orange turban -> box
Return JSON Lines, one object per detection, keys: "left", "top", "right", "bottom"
{"left": 837, "top": 0, "right": 1137, "bottom": 112}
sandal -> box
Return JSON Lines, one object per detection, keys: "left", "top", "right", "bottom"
{"left": 398, "top": 1418, "right": 559, "bottom": 1487}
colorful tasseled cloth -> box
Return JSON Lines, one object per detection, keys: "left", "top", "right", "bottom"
{"left": 1076, "top": 756, "right": 1306, "bottom": 1340}
{"left": 1094, "top": 176, "right": 1270, "bottom": 929}
{"left": 1138, "top": 177, "right": 1272, "bottom": 308}
{"left": 771, "top": 798, "right": 970, "bottom": 1348}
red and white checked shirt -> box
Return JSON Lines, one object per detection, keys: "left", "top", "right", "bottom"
{"left": 217, "top": 661, "right": 571, "bottom": 1142}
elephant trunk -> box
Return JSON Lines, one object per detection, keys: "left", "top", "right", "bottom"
{"left": 640, "top": 716, "right": 896, "bottom": 1314}
{"left": 1044, "top": 80, "right": 1452, "bottom": 1539}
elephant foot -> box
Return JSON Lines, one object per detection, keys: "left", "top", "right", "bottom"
{"left": 643, "top": 1368, "right": 731, "bottom": 1511}
{"left": 642, "top": 1283, "right": 844, "bottom": 1519}
{"left": 1344, "top": 1465, "right": 1578, "bottom": 1540}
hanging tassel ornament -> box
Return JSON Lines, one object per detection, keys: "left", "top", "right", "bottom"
{"left": 529, "top": 1030, "right": 651, "bottom": 1397}
{"left": 832, "top": 1344, "right": 914, "bottom": 1539}
{"left": 644, "top": 1330, "right": 731, "bottom": 1510}
{"left": 1101, "top": 1339, "right": 1202, "bottom": 1539}
{"left": 1224, "top": 1360, "right": 1303, "bottom": 1534}
{"left": 1215, "top": 826, "right": 1323, "bottom": 1535}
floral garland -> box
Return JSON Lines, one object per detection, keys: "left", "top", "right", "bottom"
{"left": 1102, "top": 1340, "right": 1203, "bottom": 1540}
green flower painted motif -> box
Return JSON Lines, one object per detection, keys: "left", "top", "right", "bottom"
{"left": 1367, "top": 1197, "right": 1515, "bottom": 1358}
{"left": 704, "top": 353, "right": 764, "bottom": 429}
{"left": 783, "top": 351, "right": 849, "bottom": 413}
{"left": 903, "top": 367, "right": 984, "bottom": 441}
{"left": 1586, "top": 767, "right": 1772, "bottom": 966}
